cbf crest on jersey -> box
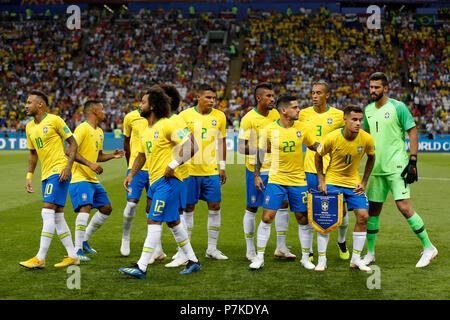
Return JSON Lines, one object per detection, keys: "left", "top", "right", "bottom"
{"left": 357, "top": 146, "right": 363, "bottom": 153}
{"left": 327, "top": 118, "right": 333, "bottom": 125}
{"left": 296, "top": 130, "right": 302, "bottom": 138}
{"left": 154, "top": 131, "right": 159, "bottom": 139}
{"left": 384, "top": 112, "right": 390, "bottom": 119}
{"left": 43, "top": 127, "right": 48, "bottom": 134}
{"left": 212, "top": 119, "right": 217, "bottom": 126}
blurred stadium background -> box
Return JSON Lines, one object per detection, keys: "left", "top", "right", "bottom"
{"left": 0, "top": 0, "right": 449, "bottom": 150}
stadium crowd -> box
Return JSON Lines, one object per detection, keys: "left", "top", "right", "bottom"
{"left": 0, "top": 6, "right": 448, "bottom": 135}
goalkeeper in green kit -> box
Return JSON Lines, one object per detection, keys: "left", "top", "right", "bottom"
{"left": 362, "top": 72, "right": 437, "bottom": 268}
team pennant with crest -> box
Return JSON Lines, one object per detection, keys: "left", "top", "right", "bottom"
{"left": 308, "top": 191, "right": 344, "bottom": 234}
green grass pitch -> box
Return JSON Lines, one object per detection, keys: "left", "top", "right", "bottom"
{"left": 0, "top": 151, "right": 449, "bottom": 300}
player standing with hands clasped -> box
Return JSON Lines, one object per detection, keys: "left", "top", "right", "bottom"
{"left": 362, "top": 72, "right": 437, "bottom": 268}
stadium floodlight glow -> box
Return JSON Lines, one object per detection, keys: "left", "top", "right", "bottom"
{"left": 122, "top": 5, "right": 128, "bottom": 11}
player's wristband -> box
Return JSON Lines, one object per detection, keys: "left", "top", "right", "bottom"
{"left": 26, "top": 172, "right": 33, "bottom": 180}
{"left": 219, "top": 160, "right": 226, "bottom": 171}
{"left": 168, "top": 159, "right": 181, "bottom": 170}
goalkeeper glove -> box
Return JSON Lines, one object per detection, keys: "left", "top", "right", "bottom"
{"left": 401, "top": 155, "right": 418, "bottom": 187}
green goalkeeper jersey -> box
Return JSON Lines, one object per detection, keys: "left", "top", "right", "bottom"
{"left": 363, "top": 98, "right": 416, "bottom": 176}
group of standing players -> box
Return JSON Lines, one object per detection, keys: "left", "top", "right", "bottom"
{"left": 19, "top": 72, "right": 438, "bottom": 279}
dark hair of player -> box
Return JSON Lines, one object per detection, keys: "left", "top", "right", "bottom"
{"left": 29, "top": 90, "right": 49, "bottom": 106}
{"left": 146, "top": 85, "right": 171, "bottom": 119}
{"left": 369, "top": 72, "right": 388, "bottom": 86}
{"left": 159, "top": 83, "right": 181, "bottom": 113}
{"left": 276, "top": 95, "right": 297, "bottom": 109}
{"left": 198, "top": 84, "right": 216, "bottom": 94}
{"left": 84, "top": 99, "right": 101, "bottom": 116}
{"left": 254, "top": 82, "right": 273, "bottom": 99}
{"left": 343, "top": 105, "right": 363, "bottom": 116}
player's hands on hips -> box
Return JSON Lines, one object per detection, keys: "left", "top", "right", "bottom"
{"left": 90, "top": 163, "right": 103, "bottom": 175}
{"left": 401, "top": 155, "right": 418, "bottom": 187}
{"left": 26, "top": 179, "right": 34, "bottom": 193}
{"left": 59, "top": 167, "right": 71, "bottom": 182}
{"left": 163, "top": 166, "right": 175, "bottom": 179}
{"left": 318, "top": 181, "right": 327, "bottom": 195}
{"left": 123, "top": 174, "right": 133, "bottom": 192}
{"left": 219, "top": 169, "right": 226, "bottom": 185}
{"left": 113, "top": 149, "right": 125, "bottom": 158}
{"left": 254, "top": 175, "right": 265, "bottom": 193}
{"left": 353, "top": 183, "right": 366, "bottom": 195}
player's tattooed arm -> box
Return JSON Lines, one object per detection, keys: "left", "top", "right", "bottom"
{"left": 124, "top": 136, "right": 131, "bottom": 166}
{"left": 124, "top": 152, "right": 145, "bottom": 190}
{"left": 129, "top": 152, "right": 146, "bottom": 177}
{"left": 66, "top": 145, "right": 103, "bottom": 174}
{"left": 164, "top": 133, "right": 198, "bottom": 179}
{"left": 254, "top": 145, "right": 268, "bottom": 193}
{"left": 26, "top": 150, "right": 38, "bottom": 193}
{"left": 60, "top": 135, "right": 78, "bottom": 182}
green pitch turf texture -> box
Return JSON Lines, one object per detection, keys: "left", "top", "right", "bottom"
{"left": 0, "top": 151, "right": 448, "bottom": 300}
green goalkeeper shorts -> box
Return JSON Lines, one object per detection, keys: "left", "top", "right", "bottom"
{"left": 367, "top": 174, "right": 410, "bottom": 203}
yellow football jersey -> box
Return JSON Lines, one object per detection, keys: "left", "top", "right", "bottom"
{"left": 71, "top": 121, "right": 104, "bottom": 184}
{"left": 26, "top": 113, "right": 73, "bottom": 181}
{"left": 318, "top": 128, "right": 375, "bottom": 188}
{"left": 260, "top": 120, "right": 315, "bottom": 186}
{"left": 298, "top": 106, "right": 344, "bottom": 174}
{"left": 238, "top": 108, "right": 280, "bottom": 172}
{"left": 123, "top": 109, "right": 148, "bottom": 171}
{"left": 179, "top": 107, "right": 227, "bottom": 176}
{"left": 137, "top": 117, "right": 190, "bottom": 185}
{"left": 169, "top": 113, "right": 190, "bottom": 180}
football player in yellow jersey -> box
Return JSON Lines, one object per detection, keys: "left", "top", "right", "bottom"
{"left": 120, "top": 95, "right": 150, "bottom": 257}
{"left": 20, "top": 91, "right": 80, "bottom": 269}
{"left": 250, "top": 95, "right": 321, "bottom": 271}
{"left": 315, "top": 105, "right": 375, "bottom": 272}
{"left": 179, "top": 84, "right": 228, "bottom": 260}
{"left": 119, "top": 85, "right": 201, "bottom": 278}
{"left": 298, "top": 81, "right": 349, "bottom": 261}
{"left": 159, "top": 83, "right": 194, "bottom": 268}
{"left": 238, "top": 83, "right": 294, "bottom": 263}
{"left": 68, "top": 100, "right": 125, "bottom": 262}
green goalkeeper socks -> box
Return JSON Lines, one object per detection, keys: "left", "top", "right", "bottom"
{"left": 366, "top": 216, "right": 379, "bottom": 253}
{"left": 407, "top": 213, "right": 432, "bottom": 249}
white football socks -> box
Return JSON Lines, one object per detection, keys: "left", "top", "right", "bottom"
{"left": 122, "top": 201, "right": 137, "bottom": 240}
{"left": 275, "top": 208, "right": 289, "bottom": 250}
{"left": 256, "top": 221, "right": 271, "bottom": 259}
{"left": 170, "top": 223, "right": 198, "bottom": 262}
{"left": 85, "top": 211, "right": 109, "bottom": 241}
{"left": 207, "top": 209, "right": 221, "bottom": 252}
{"left": 37, "top": 208, "right": 55, "bottom": 261}
{"left": 137, "top": 224, "right": 162, "bottom": 272}
{"left": 74, "top": 212, "right": 90, "bottom": 251}
{"left": 299, "top": 224, "right": 314, "bottom": 259}
{"left": 243, "top": 209, "right": 257, "bottom": 253}
{"left": 55, "top": 211, "right": 77, "bottom": 259}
